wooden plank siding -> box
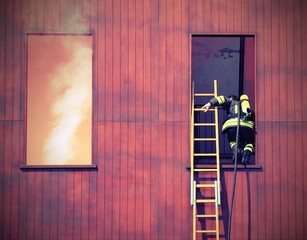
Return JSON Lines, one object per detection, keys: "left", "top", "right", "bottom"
{"left": 0, "top": 0, "right": 307, "bottom": 240}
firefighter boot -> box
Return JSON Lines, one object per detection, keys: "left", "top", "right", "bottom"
{"left": 242, "top": 150, "right": 251, "bottom": 165}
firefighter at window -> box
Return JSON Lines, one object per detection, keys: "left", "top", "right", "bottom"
{"left": 201, "top": 95, "right": 255, "bottom": 164}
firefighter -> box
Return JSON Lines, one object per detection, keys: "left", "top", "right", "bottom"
{"left": 201, "top": 95, "right": 255, "bottom": 164}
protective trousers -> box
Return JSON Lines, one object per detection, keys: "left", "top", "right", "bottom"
{"left": 226, "top": 127, "right": 254, "bottom": 164}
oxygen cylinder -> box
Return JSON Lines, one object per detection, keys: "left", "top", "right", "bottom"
{"left": 240, "top": 94, "right": 250, "bottom": 114}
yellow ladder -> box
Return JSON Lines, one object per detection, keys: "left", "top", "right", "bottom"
{"left": 190, "top": 80, "right": 221, "bottom": 240}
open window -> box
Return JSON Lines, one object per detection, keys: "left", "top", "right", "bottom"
{"left": 24, "top": 33, "right": 94, "bottom": 168}
{"left": 191, "top": 34, "right": 256, "bottom": 165}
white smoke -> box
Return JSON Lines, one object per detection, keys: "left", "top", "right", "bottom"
{"left": 43, "top": 38, "right": 92, "bottom": 165}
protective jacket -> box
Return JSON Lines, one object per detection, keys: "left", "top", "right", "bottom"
{"left": 209, "top": 95, "right": 255, "bottom": 134}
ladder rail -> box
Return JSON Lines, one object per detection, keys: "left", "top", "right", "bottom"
{"left": 213, "top": 80, "right": 221, "bottom": 205}
{"left": 190, "top": 82, "right": 195, "bottom": 206}
{"left": 191, "top": 80, "right": 221, "bottom": 240}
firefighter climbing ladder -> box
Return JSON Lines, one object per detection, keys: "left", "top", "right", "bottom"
{"left": 190, "top": 80, "right": 221, "bottom": 240}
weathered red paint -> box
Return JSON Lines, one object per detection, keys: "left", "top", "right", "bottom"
{"left": 0, "top": 0, "right": 306, "bottom": 240}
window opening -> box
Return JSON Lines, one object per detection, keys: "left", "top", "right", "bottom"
{"left": 26, "top": 33, "right": 93, "bottom": 166}
{"left": 191, "top": 34, "right": 255, "bottom": 164}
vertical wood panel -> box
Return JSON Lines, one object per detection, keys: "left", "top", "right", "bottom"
{"left": 211, "top": 0, "right": 219, "bottom": 32}
{"left": 165, "top": 122, "right": 174, "bottom": 239}
{"left": 82, "top": 0, "right": 92, "bottom": 32}
{"left": 158, "top": 0, "right": 167, "bottom": 121}
{"left": 120, "top": 0, "right": 129, "bottom": 121}
{"left": 104, "top": 0, "right": 113, "bottom": 122}
{"left": 242, "top": 0, "right": 249, "bottom": 32}
{"left": 26, "top": 171, "right": 35, "bottom": 240}
{"left": 49, "top": 172, "right": 59, "bottom": 240}
{"left": 182, "top": 122, "right": 191, "bottom": 240}
{"left": 203, "top": 0, "right": 212, "bottom": 32}
{"left": 112, "top": 0, "right": 121, "bottom": 121}
{"left": 2, "top": 121, "right": 12, "bottom": 240}
{"left": 0, "top": 0, "right": 5, "bottom": 120}
{"left": 71, "top": 171, "right": 81, "bottom": 240}
{"left": 42, "top": 172, "right": 51, "bottom": 240}
{"left": 218, "top": 0, "right": 226, "bottom": 32}
{"left": 279, "top": 1, "right": 291, "bottom": 240}
{"left": 128, "top": 0, "right": 136, "bottom": 121}
{"left": 0, "top": 123, "right": 4, "bottom": 237}
{"left": 65, "top": 171, "right": 74, "bottom": 239}
{"left": 188, "top": 0, "right": 196, "bottom": 33}
{"left": 294, "top": 122, "right": 303, "bottom": 236}
{"left": 157, "top": 121, "right": 166, "bottom": 239}
{"left": 166, "top": 0, "right": 174, "bottom": 122}
{"left": 142, "top": 122, "right": 151, "bottom": 240}
{"left": 10, "top": 122, "right": 21, "bottom": 240}
{"left": 303, "top": 122, "right": 307, "bottom": 240}
{"left": 27, "top": 0, "right": 37, "bottom": 32}
{"left": 50, "top": 0, "right": 60, "bottom": 31}
{"left": 96, "top": 122, "right": 105, "bottom": 240}
{"left": 293, "top": 1, "right": 304, "bottom": 238}
{"left": 286, "top": 2, "right": 297, "bottom": 238}
{"left": 255, "top": 122, "right": 266, "bottom": 240}
{"left": 181, "top": 0, "right": 189, "bottom": 121}
{"left": 111, "top": 124, "right": 121, "bottom": 239}
{"left": 234, "top": 0, "right": 243, "bottom": 32}
{"left": 135, "top": 122, "right": 144, "bottom": 240}
{"left": 36, "top": 0, "right": 45, "bottom": 31}
{"left": 226, "top": 0, "right": 234, "bottom": 32}
{"left": 97, "top": 0, "right": 106, "bottom": 121}
{"left": 57, "top": 170, "right": 67, "bottom": 240}
{"left": 119, "top": 121, "right": 128, "bottom": 239}
{"left": 264, "top": 1, "right": 275, "bottom": 239}
{"left": 143, "top": 0, "right": 151, "bottom": 122}
{"left": 135, "top": 0, "right": 144, "bottom": 122}
{"left": 174, "top": 122, "right": 181, "bottom": 240}
{"left": 196, "top": 0, "right": 204, "bottom": 32}
{"left": 173, "top": 0, "right": 182, "bottom": 121}
{"left": 4, "top": 0, "right": 14, "bottom": 121}
{"left": 88, "top": 171, "right": 97, "bottom": 240}
{"left": 150, "top": 0, "right": 159, "bottom": 121}
{"left": 150, "top": 122, "right": 159, "bottom": 240}
{"left": 127, "top": 122, "right": 136, "bottom": 240}
{"left": 103, "top": 122, "right": 112, "bottom": 238}
{"left": 44, "top": 0, "right": 52, "bottom": 31}
{"left": 18, "top": 126, "right": 27, "bottom": 240}
{"left": 12, "top": 0, "right": 22, "bottom": 120}
{"left": 303, "top": 0, "right": 307, "bottom": 121}
{"left": 81, "top": 171, "right": 90, "bottom": 240}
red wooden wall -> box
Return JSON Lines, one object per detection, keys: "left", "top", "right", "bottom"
{"left": 0, "top": 0, "right": 306, "bottom": 240}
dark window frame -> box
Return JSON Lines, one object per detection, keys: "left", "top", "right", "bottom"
{"left": 21, "top": 32, "right": 97, "bottom": 169}
{"left": 191, "top": 33, "right": 260, "bottom": 168}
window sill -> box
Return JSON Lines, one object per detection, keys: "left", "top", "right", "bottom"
{"left": 20, "top": 164, "right": 97, "bottom": 169}
{"left": 187, "top": 164, "right": 262, "bottom": 171}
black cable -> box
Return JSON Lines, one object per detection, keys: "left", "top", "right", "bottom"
{"left": 227, "top": 100, "right": 241, "bottom": 240}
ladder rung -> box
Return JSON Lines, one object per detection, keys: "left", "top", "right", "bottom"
{"left": 194, "top": 168, "right": 218, "bottom": 172}
{"left": 196, "top": 199, "right": 216, "bottom": 203}
{"left": 194, "top": 108, "right": 215, "bottom": 111}
{"left": 194, "top": 123, "right": 216, "bottom": 126}
{"left": 194, "top": 138, "right": 216, "bottom": 141}
{"left": 196, "top": 214, "right": 217, "bottom": 218}
{"left": 196, "top": 184, "right": 215, "bottom": 188}
{"left": 194, "top": 93, "right": 215, "bottom": 97}
{"left": 196, "top": 230, "right": 217, "bottom": 233}
{"left": 194, "top": 153, "right": 217, "bottom": 156}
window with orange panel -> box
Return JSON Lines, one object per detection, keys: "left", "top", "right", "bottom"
{"left": 26, "top": 33, "right": 93, "bottom": 167}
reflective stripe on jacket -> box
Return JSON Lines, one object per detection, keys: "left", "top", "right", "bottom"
{"left": 209, "top": 95, "right": 254, "bottom": 133}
